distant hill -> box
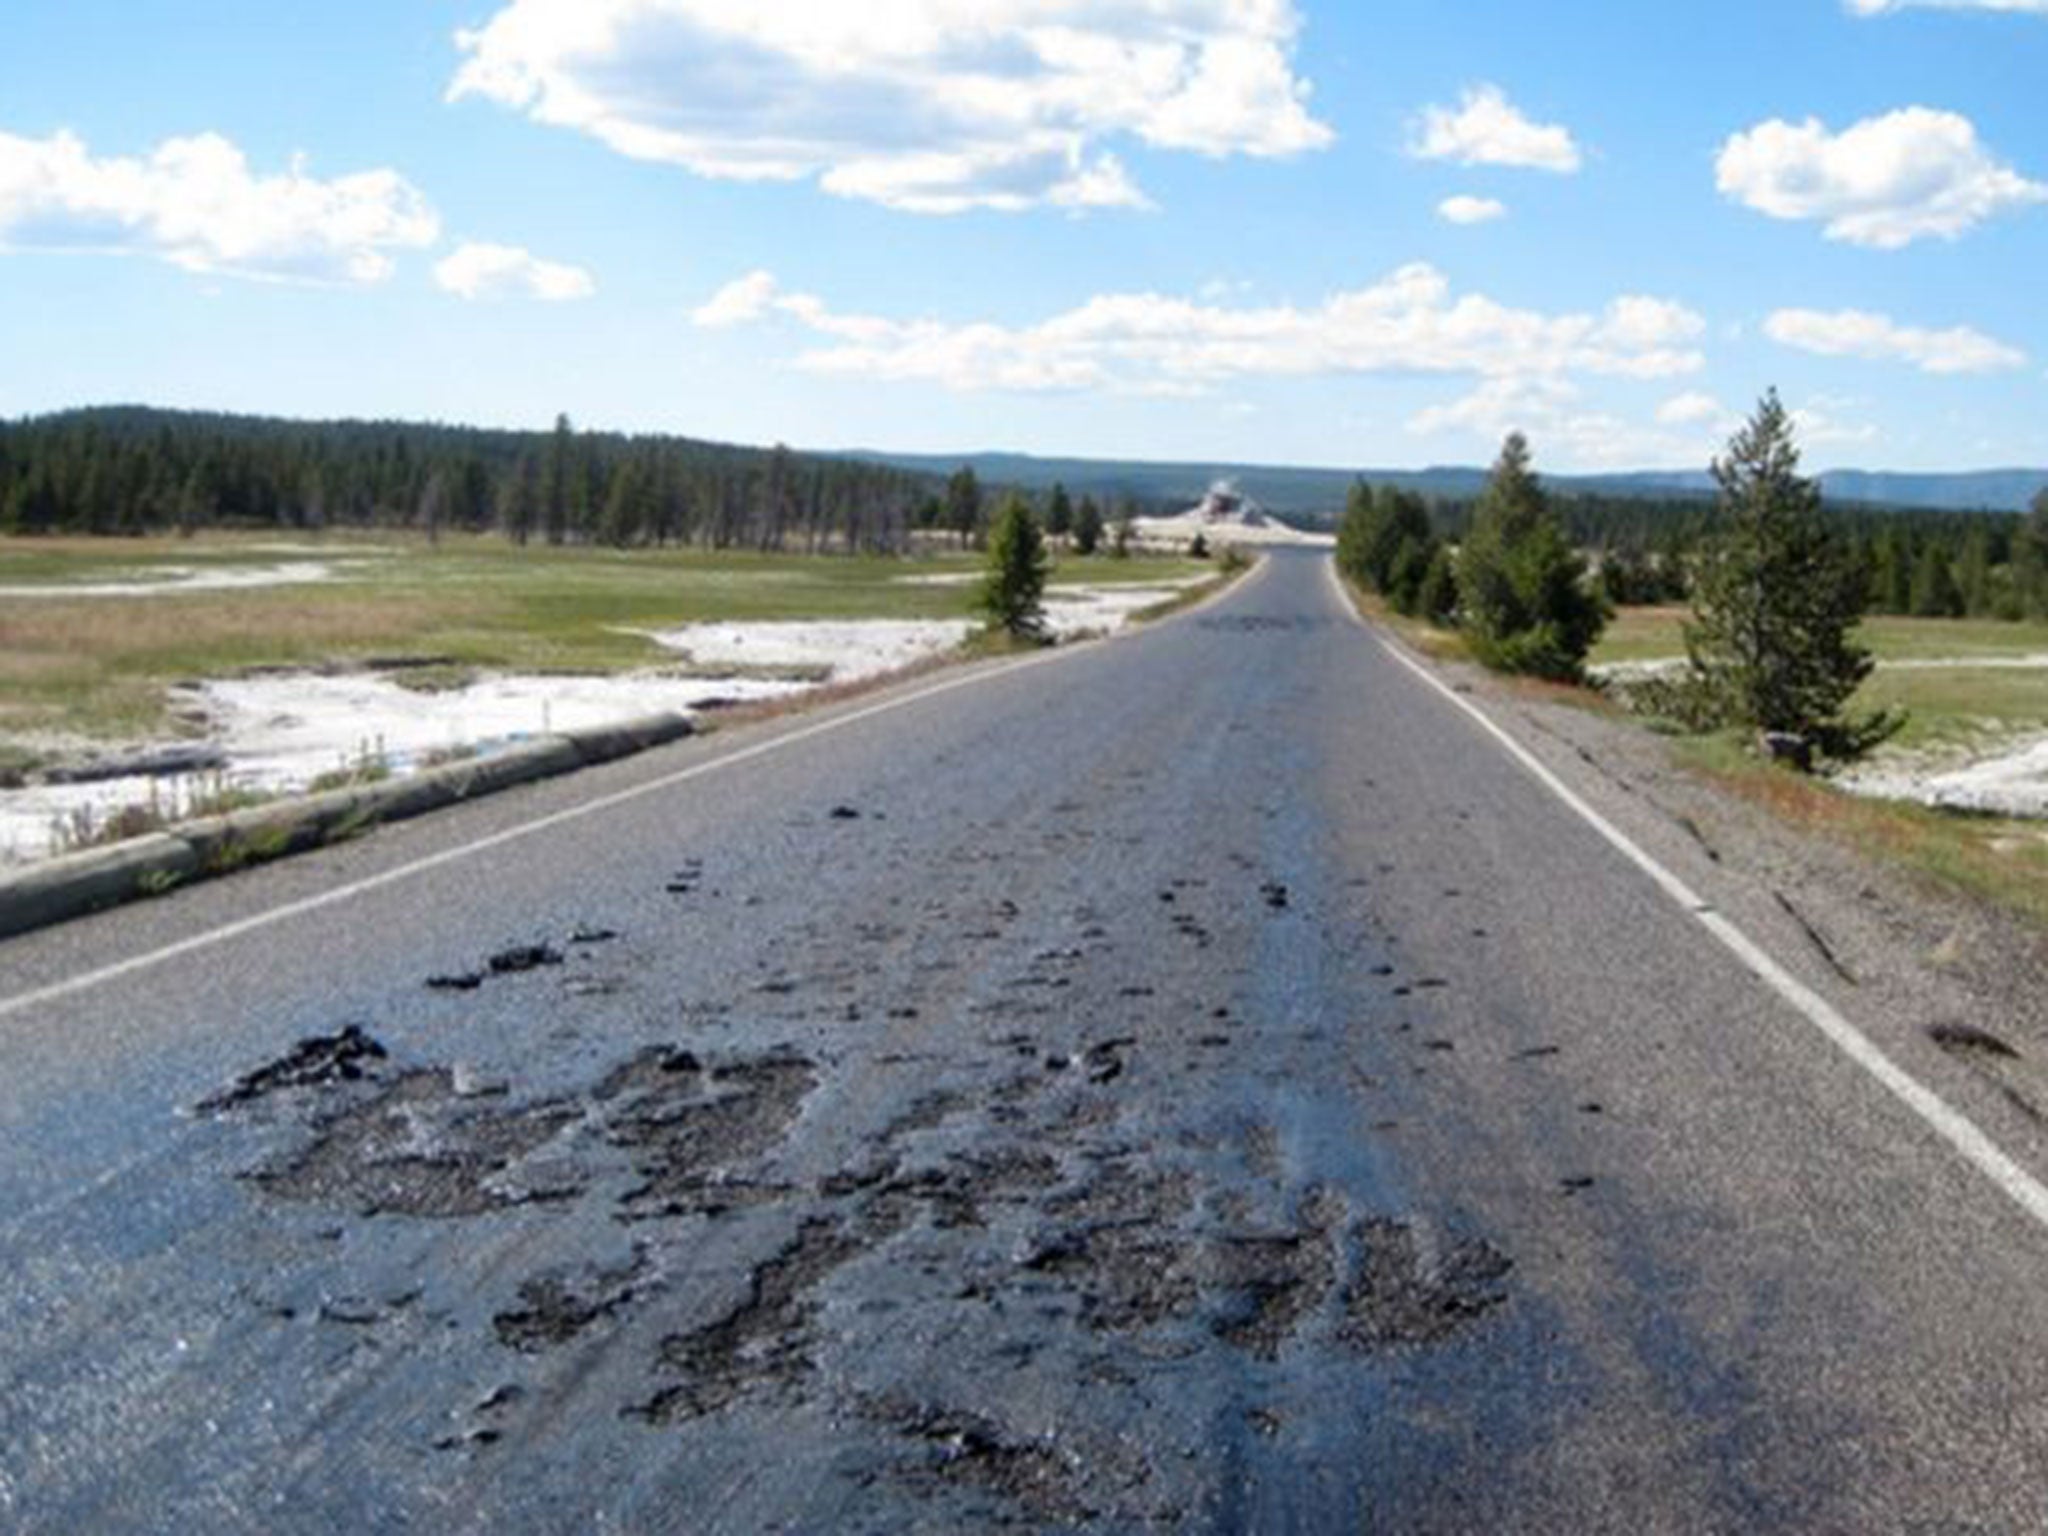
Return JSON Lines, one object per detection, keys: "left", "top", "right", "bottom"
{"left": 843, "top": 448, "right": 2047, "bottom": 522}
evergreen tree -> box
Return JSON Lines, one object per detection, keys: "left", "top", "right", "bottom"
{"left": 1909, "top": 541, "right": 1963, "bottom": 618}
{"left": 1957, "top": 526, "right": 1993, "bottom": 617}
{"left": 1417, "top": 545, "right": 1459, "bottom": 626}
{"left": 2020, "top": 489, "right": 2048, "bottom": 620}
{"left": 1072, "top": 495, "right": 1105, "bottom": 555}
{"left": 1045, "top": 482, "right": 1074, "bottom": 544}
{"left": 601, "top": 458, "right": 647, "bottom": 546}
{"left": 500, "top": 456, "right": 538, "bottom": 546}
{"left": 1685, "top": 391, "right": 1898, "bottom": 762}
{"left": 1337, "top": 482, "right": 1436, "bottom": 600}
{"left": 1110, "top": 499, "right": 1137, "bottom": 559}
{"left": 544, "top": 413, "right": 574, "bottom": 546}
{"left": 1457, "top": 433, "right": 1607, "bottom": 681}
{"left": 944, "top": 466, "right": 983, "bottom": 549}
{"left": 979, "top": 493, "right": 1049, "bottom": 639}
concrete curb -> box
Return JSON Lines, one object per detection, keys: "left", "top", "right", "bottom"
{"left": 0, "top": 712, "right": 694, "bottom": 941}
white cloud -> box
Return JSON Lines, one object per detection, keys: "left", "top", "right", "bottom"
{"left": 1405, "top": 377, "right": 1717, "bottom": 469}
{"left": 1764, "top": 306, "right": 2026, "bottom": 373}
{"left": 434, "top": 241, "right": 594, "bottom": 301}
{"left": 1411, "top": 85, "right": 1581, "bottom": 173}
{"left": 1716, "top": 107, "right": 2046, "bottom": 247}
{"left": 449, "top": 0, "right": 1331, "bottom": 214}
{"left": 1656, "top": 391, "right": 1732, "bottom": 427}
{"left": 1848, "top": 1, "right": 2048, "bottom": 14}
{"left": 0, "top": 128, "right": 437, "bottom": 284}
{"left": 691, "top": 265, "right": 1706, "bottom": 394}
{"left": 1789, "top": 400, "right": 1880, "bottom": 448}
{"left": 1437, "top": 194, "right": 1506, "bottom": 225}
{"left": 692, "top": 269, "right": 781, "bottom": 327}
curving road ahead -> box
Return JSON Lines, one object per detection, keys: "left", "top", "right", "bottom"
{"left": 5, "top": 549, "right": 2048, "bottom": 1531}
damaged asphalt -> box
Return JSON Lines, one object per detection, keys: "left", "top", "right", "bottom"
{"left": 6, "top": 550, "right": 2048, "bottom": 1531}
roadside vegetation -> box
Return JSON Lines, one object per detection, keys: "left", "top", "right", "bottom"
{"left": 1339, "top": 431, "right": 1607, "bottom": 681}
{"left": 979, "top": 493, "right": 1051, "bottom": 641}
{"left": 1335, "top": 394, "right": 2048, "bottom": 928}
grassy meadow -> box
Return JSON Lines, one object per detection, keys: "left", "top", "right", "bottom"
{"left": 1592, "top": 605, "right": 2048, "bottom": 753}
{"left": 0, "top": 533, "right": 1211, "bottom": 758}
{"left": 1590, "top": 603, "right": 2048, "bottom": 924}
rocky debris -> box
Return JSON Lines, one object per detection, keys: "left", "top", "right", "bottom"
{"left": 1339, "top": 1219, "right": 1512, "bottom": 1348}
{"left": 198, "top": 1026, "right": 388, "bottom": 1111}
{"left": 250, "top": 1068, "right": 583, "bottom": 1219}
{"left": 631, "top": 1213, "right": 897, "bottom": 1423}
{"left": 594, "top": 1047, "right": 818, "bottom": 1221}
{"left": 487, "top": 943, "right": 563, "bottom": 975}
{"left": 495, "top": 1250, "right": 649, "bottom": 1353}
{"left": 868, "top": 1399, "right": 1093, "bottom": 1525}
{"left": 1929, "top": 1023, "right": 2021, "bottom": 1060}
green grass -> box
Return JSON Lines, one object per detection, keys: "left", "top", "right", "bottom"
{"left": 1591, "top": 603, "right": 2048, "bottom": 753}
{"left": 0, "top": 533, "right": 1210, "bottom": 743}
{"left": 1592, "top": 605, "right": 2048, "bottom": 667}
{"left": 1342, "top": 590, "right": 2048, "bottom": 928}
{"left": 1674, "top": 731, "right": 2048, "bottom": 927}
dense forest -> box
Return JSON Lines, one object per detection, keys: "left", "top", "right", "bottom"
{"left": 1416, "top": 487, "right": 2048, "bottom": 619}
{"left": 0, "top": 407, "right": 945, "bottom": 554}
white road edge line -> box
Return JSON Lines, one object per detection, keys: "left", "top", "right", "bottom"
{"left": 0, "top": 557, "right": 1270, "bottom": 1023}
{"left": 1325, "top": 560, "right": 2048, "bottom": 1233}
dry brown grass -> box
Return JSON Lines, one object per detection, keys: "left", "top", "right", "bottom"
{"left": 1678, "top": 735, "right": 2048, "bottom": 928}
{"left": 0, "top": 592, "right": 467, "bottom": 658}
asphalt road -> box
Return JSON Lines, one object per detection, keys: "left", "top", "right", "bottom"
{"left": 5, "top": 549, "right": 2048, "bottom": 1532}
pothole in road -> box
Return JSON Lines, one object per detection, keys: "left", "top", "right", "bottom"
{"left": 247, "top": 1068, "right": 583, "bottom": 1218}
{"left": 593, "top": 1046, "right": 818, "bottom": 1222}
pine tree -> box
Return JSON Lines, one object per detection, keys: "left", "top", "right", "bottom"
{"left": 979, "top": 493, "right": 1049, "bottom": 639}
{"left": 1909, "top": 541, "right": 1963, "bottom": 618}
{"left": 2019, "top": 489, "right": 2048, "bottom": 620}
{"left": 1685, "top": 391, "right": 1899, "bottom": 763}
{"left": 1072, "top": 495, "right": 1105, "bottom": 555}
{"left": 944, "top": 466, "right": 983, "bottom": 549}
{"left": 1457, "top": 433, "right": 1607, "bottom": 680}
{"left": 1045, "top": 482, "right": 1074, "bottom": 544}
{"left": 1417, "top": 545, "right": 1459, "bottom": 626}
{"left": 1110, "top": 499, "right": 1137, "bottom": 559}
{"left": 1957, "top": 526, "right": 1993, "bottom": 617}
{"left": 544, "top": 413, "right": 574, "bottom": 546}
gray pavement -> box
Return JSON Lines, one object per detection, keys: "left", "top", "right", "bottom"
{"left": 3, "top": 549, "right": 2046, "bottom": 1532}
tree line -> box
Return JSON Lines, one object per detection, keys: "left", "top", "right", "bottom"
{"left": 0, "top": 407, "right": 1182, "bottom": 558}
{"left": 1339, "top": 392, "right": 2048, "bottom": 765}
{"left": 1352, "top": 460, "right": 2048, "bottom": 624}
{"left": 0, "top": 407, "right": 942, "bottom": 553}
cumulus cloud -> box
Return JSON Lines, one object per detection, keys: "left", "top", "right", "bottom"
{"left": 1405, "top": 378, "right": 1716, "bottom": 469}
{"left": 1763, "top": 306, "right": 2026, "bottom": 373}
{"left": 1655, "top": 391, "right": 1732, "bottom": 427}
{"left": 434, "top": 241, "right": 594, "bottom": 301}
{"left": 1411, "top": 85, "right": 1581, "bottom": 173}
{"left": 0, "top": 128, "right": 437, "bottom": 284}
{"left": 449, "top": 0, "right": 1331, "bottom": 214}
{"left": 1789, "top": 399, "right": 1880, "bottom": 448}
{"left": 1437, "top": 194, "right": 1506, "bottom": 225}
{"left": 1716, "top": 107, "right": 2046, "bottom": 247}
{"left": 690, "top": 264, "right": 1705, "bottom": 395}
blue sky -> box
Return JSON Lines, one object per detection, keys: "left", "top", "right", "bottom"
{"left": 1, "top": 0, "right": 2043, "bottom": 473}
